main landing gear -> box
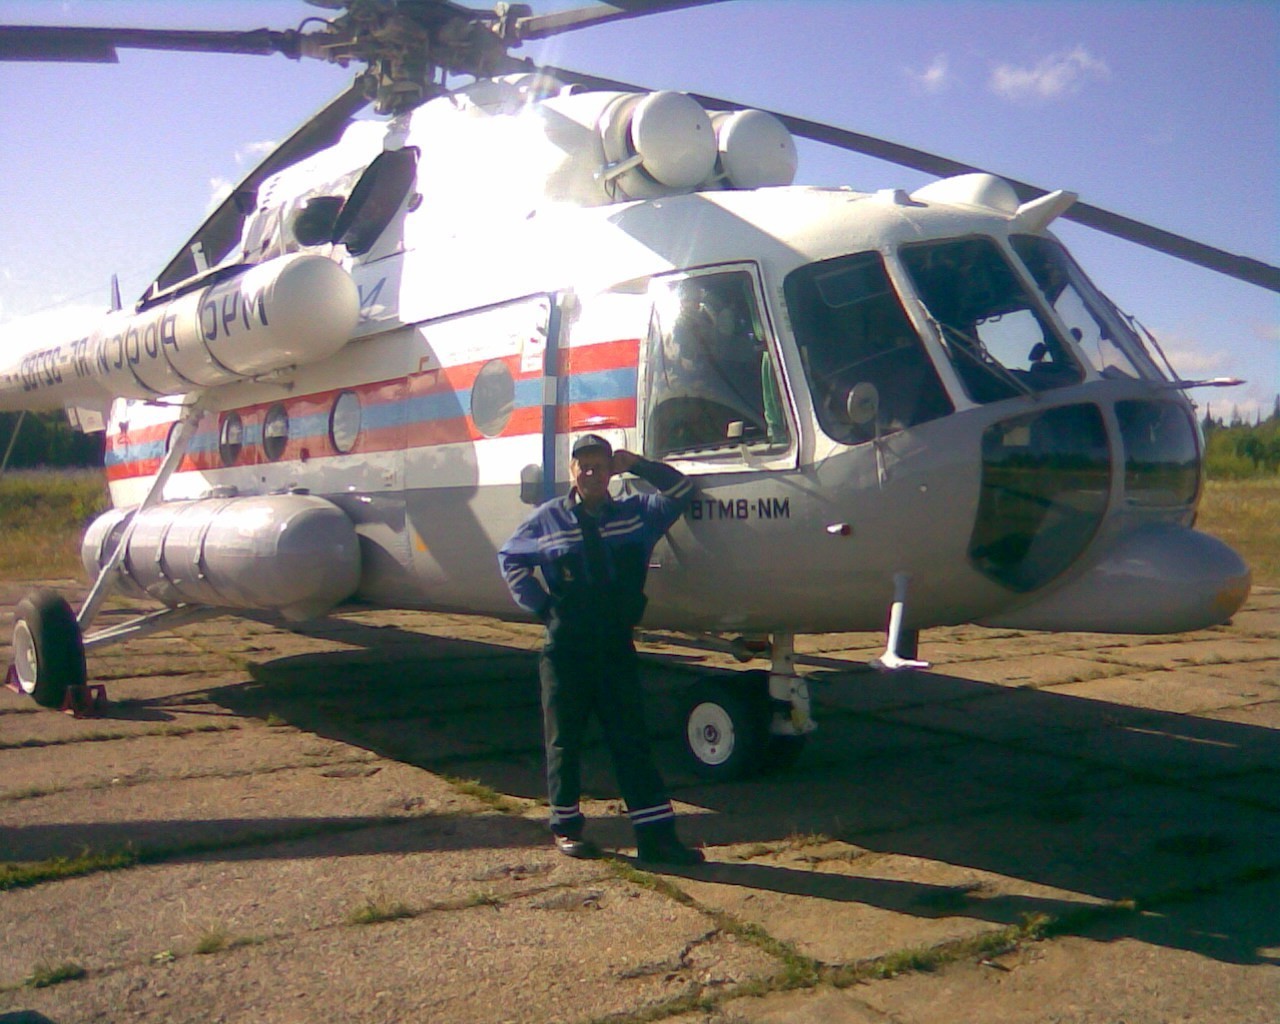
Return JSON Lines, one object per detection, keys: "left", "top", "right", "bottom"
{"left": 681, "top": 574, "right": 930, "bottom": 781}
{"left": 682, "top": 633, "right": 814, "bottom": 782}
{"left": 10, "top": 589, "right": 87, "bottom": 708}
{"left": 6, "top": 401, "right": 208, "bottom": 714}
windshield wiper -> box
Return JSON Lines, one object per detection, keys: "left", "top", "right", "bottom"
{"left": 917, "top": 301, "right": 1035, "bottom": 399}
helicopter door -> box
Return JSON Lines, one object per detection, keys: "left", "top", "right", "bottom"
{"left": 641, "top": 266, "right": 794, "bottom": 471}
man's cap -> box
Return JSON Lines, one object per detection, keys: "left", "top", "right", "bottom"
{"left": 571, "top": 433, "right": 613, "bottom": 458}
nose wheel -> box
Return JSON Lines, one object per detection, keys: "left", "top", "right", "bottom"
{"left": 10, "top": 589, "right": 86, "bottom": 708}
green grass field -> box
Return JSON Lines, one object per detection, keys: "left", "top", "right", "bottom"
{"left": 0, "top": 469, "right": 109, "bottom": 580}
{"left": 1196, "top": 478, "right": 1280, "bottom": 588}
{"left": 0, "top": 470, "right": 1276, "bottom": 587}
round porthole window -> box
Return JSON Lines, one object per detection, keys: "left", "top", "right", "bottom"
{"left": 330, "top": 390, "right": 362, "bottom": 454}
{"left": 262, "top": 404, "right": 289, "bottom": 462}
{"left": 470, "top": 359, "right": 515, "bottom": 438}
{"left": 218, "top": 411, "right": 243, "bottom": 466}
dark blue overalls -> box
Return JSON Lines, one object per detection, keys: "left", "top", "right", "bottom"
{"left": 499, "top": 458, "right": 692, "bottom": 841}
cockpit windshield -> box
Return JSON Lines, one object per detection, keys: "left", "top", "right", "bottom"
{"left": 900, "top": 237, "right": 1084, "bottom": 404}
{"left": 1010, "top": 235, "right": 1165, "bottom": 382}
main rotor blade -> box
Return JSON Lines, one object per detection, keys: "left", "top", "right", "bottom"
{"left": 0, "top": 26, "right": 301, "bottom": 63}
{"left": 516, "top": 1, "right": 727, "bottom": 42}
{"left": 144, "top": 80, "right": 371, "bottom": 302}
{"left": 543, "top": 65, "right": 1280, "bottom": 294}
{"left": 773, "top": 111, "right": 1280, "bottom": 294}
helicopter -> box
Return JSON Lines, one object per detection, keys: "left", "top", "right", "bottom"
{"left": 0, "top": 0, "right": 1275, "bottom": 781}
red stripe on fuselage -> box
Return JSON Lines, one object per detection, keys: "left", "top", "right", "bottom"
{"left": 105, "top": 340, "right": 640, "bottom": 481}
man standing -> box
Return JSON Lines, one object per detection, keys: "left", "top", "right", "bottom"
{"left": 498, "top": 434, "right": 703, "bottom": 865}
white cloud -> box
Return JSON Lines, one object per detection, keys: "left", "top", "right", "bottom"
{"left": 907, "top": 53, "right": 953, "bottom": 94}
{"left": 989, "top": 46, "right": 1110, "bottom": 103}
{"left": 205, "top": 140, "right": 279, "bottom": 213}
{"left": 1204, "top": 395, "right": 1271, "bottom": 425}
{"left": 207, "top": 176, "right": 235, "bottom": 213}
{"left": 235, "top": 140, "right": 278, "bottom": 168}
{"left": 1159, "top": 341, "right": 1229, "bottom": 376}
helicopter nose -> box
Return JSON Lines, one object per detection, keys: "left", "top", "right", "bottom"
{"left": 981, "top": 522, "right": 1251, "bottom": 634}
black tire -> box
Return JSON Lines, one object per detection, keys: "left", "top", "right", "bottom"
{"left": 682, "top": 679, "right": 769, "bottom": 782}
{"left": 12, "top": 589, "right": 86, "bottom": 708}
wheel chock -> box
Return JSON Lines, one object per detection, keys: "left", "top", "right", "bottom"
{"left": 4, "top": 663, "right": 19, "bottom": 695}
{"left": 59, "top": 684, "right": 109, "bottom": 718}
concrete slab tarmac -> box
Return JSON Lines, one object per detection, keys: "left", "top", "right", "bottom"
{"left": 0, "top": 583, "right": 1277, "bottom": 1022}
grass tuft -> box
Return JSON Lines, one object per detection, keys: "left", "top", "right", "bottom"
{"left": 25, "top": 960, "right": 87, "bottom": 989}
{"left": 443, "top": 775, "right": 526, "bottom": 815}
{"left": 192, "top": 927, "right": 265, "bottom": 955}
{"left": 1, "top": 849, "right": 137, "bottom": 891}
{"left": 347, "top": 895, "right": 416, "bottom": 926}
{"left": 193, "top": 927, "right": 231, "bottom": 955}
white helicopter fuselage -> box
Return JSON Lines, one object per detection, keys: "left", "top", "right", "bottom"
{"left": 2, "top": 78, "right": 1251, "bottom": 640}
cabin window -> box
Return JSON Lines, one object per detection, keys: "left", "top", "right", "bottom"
{"left": 262, "top": 403, "right": 289, "bottom": 462}
{"left": 969, "top": 403, "right": 1110, "bottom": 592}
{"left": 784, "top": 252, "right": 952, "bottom": 444}
{"left": 1010, "top": 235, "right": 1162, "bottom": 382}
{"left": 900, "top": 237, "right": 1083, "bottom": 403}
{"left": 329, "top": 390, "right": 362, "bottom": 454}
{"left": 218, "top": 412, "right": 243, "bottom": 466}
{"left": 644, "top": 269, "right": 789, "bottom": 458}
{"left": 471, "top": 359, "right": 515, "bottom": 438}
{"left": 1117, "top": 399, "right": 1199, "bottom": 507}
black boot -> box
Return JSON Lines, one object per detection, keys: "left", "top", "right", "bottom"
{"left": 635, "top": 821, "right": 704, "bottom": 866}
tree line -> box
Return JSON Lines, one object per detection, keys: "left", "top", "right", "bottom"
{"left": 0, "top": 411, "right": 104, "bottom": 471}
{"left": 1202, "top": 398, "right": 1280, "bottom": 479}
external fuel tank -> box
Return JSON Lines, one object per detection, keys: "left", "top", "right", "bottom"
{"left": 82, "top": 493, "right": 361, "bottom": 622}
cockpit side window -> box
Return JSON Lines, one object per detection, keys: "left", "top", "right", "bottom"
{"left": 900, "top": 237, "right": 1083, "bottom": 404}
{"left": 644, "top": 269, "right": 789, "bottom": 458}
{"left": 783, "top": 251, "right": 952, "bottom": 444}
{"left": 1010, "top": 234, "right": 1162, "bottom": 381}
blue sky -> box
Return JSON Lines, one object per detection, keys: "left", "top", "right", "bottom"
{"left": 1, "top": 0, "right": 1276, "bottom": 419}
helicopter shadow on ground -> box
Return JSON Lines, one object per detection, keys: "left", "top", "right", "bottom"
{"left": 204, "top": 614, "right": 1280, "bottom": 968}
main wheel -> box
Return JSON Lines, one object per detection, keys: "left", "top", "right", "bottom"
{"left": 12, "top": 589, "right": 86, "bottom": 708}
{"left": 683, "top": 680, "right": 769, "bottom": 782}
